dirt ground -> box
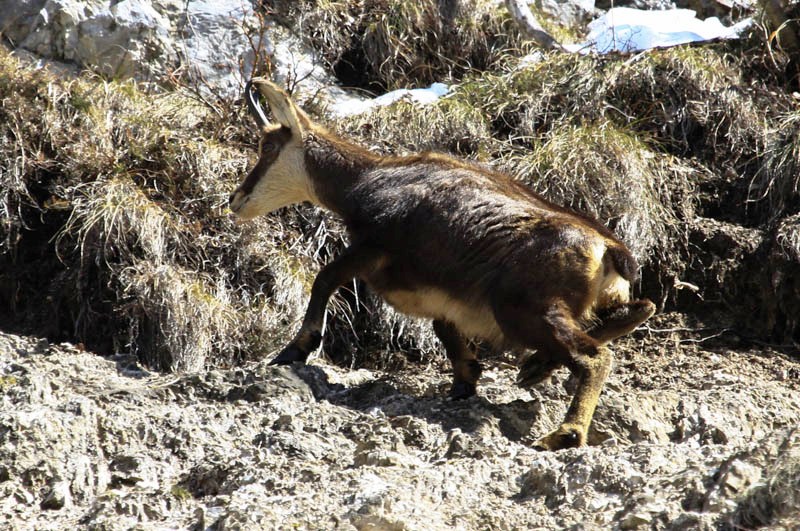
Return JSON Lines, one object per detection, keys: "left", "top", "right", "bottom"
{"left": 2, "top": 312, "right": 798, "bottom": 530}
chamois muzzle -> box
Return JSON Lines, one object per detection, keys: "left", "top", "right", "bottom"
{"left": 244, "top": 80, "right": 269, "bottom": 128}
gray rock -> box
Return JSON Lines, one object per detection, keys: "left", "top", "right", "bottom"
{"left": 535, "top": 0, "right": 598, "bottom": 27}
{"left": 0, "top": 0, "right": 364, "bottom": 111}
{"left": 40, "top": 480, "right": 70, "bottom": 510}
{"left": 0, "top": 0, "right": 265, "bottom": 98}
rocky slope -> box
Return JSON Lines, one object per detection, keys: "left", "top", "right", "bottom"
{"left": 2, "top": 1, "right": 800, "bottom": 529}
{"left": 2, "top": 319, "right": 799, "bottom": 530}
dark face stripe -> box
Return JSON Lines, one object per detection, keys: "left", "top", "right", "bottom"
{"left": 239, "top": 125, "right": 294, "bottom": 195}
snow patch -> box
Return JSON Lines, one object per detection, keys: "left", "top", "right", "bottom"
{"left": 328, "top": 83, "right": 450, "bottom": 117}
{"left": 565, "top": 8, "right": 753, "bottom": 54}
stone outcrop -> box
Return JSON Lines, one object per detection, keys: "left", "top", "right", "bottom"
{"left": 0, "top": 0, "right": 271, "bottom": 98}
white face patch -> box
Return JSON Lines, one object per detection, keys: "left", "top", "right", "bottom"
{"left": 231, "top": 138, "right": 320, "bottom": 220}
{"left": 231, "top": 79, "right": 319, "bottom": 220}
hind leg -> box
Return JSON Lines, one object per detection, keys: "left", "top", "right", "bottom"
{"left": 496, "top": 300, "right": 613, "bottom": 451}
{"left": 517, "top": 299, "right": 653, "bottom": 388}
{"left": 433, "top": 320, "right": 482, "bottom": 400}
{"left": 516, "top": 350, "right": 561, "bottom": 388}
{"left": 587, "top": 299, "right": 656, "bottom": 344}
{"left": 534, "top": 344, "right": 612, "bottom": 451}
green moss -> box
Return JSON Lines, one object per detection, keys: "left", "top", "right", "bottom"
{"left": 68, "top": 91, "right": 93, "bottom": 113}
{"left": 0, "top": 375, "right": 18, "bottom": 391}
{"left": 170, "top": 484, "right": 192, "bottom": 501}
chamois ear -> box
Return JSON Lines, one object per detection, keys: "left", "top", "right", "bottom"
{"left": 251, "top": 78, "right": 306, "bottom": 134}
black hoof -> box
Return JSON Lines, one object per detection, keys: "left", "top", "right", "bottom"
{"left": 269, "top": 345, "right": 308, "bottom": 366}
{"left": 448, "top": 381, "right": 477, "bottom": 400}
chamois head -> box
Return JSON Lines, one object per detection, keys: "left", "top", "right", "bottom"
{"left": 229, "top": 79, "right": 317, "bottom": 219}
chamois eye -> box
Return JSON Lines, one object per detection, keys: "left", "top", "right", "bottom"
{"left": 262, "top": 142, "right": 277, "bottom": 154}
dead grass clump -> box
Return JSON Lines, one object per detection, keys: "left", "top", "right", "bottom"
{"left": 120, "top": 262, "right": 239, "bottom": 372}
{"left": 748, "top": 110, "right": 800, "bottom": 223}
{"left": 607, "top": 47, "right": 769, "bottom": 169}
{"left": 0, "top": 53, "right": 76, "bottom": 255}
{"left": 454, "top": 45, "right": 772, "bottom": 176}
{"left": 64, "top": 177, "right": 188, "bottom": 266}
{"left": 501, "top": 121, "right": 694, "bottom": 271}
{"left": 448, "top": 44, "right": 777, "bottom": 189}
{"left": 335, "top": 96, "right": 495, "bottom": 158}
{"left": 453, "top": 52, "right": 607, "bottom": 139}
{"left": 360, "top": 0, "right": 518, "bottom": 89}
{"left": 282, "top": 0, "right": 527, "bottom": 90}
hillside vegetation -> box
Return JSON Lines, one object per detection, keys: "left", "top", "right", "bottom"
{"left": 2, "top": 14, "right": 798, "bottom": 371}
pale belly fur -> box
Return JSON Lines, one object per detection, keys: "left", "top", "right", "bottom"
{"left": 381, "top": 288, "right": 505, "bottom": 345}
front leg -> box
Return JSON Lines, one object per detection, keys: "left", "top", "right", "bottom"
{"left": 271, "top": 245, "right": 384, "bottom": 365}
{"left": 432, "top": 320, "right": 482, "bottom": 400}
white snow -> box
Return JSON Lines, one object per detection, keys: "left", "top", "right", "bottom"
{"left": 328, "top": 82, "right": 450, "bottom": 117}
{"left": 324, "top": 9, "right": 753, "bottom": 116}
{"left": 565, "top": 8, "right": 753, "bottom": 54}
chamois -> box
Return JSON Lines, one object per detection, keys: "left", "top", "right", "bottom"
{"left": 229, "top": 79, "right": 656, "bottom": 451}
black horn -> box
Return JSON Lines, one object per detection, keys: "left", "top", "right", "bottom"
{"left": 244, "top": 80, "right": 269, "bottom": 127}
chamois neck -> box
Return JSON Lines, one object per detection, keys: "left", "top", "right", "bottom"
{"left": 303, "top": 128, "right": 381, "bottom": 217}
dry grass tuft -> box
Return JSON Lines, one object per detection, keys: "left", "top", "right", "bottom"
{"left": 606, "top": 47, "right": 770, "bottom": 174}
{"left": 450, "top": 46, "right": 773, "bottom": 169}
{"left": 277, "top": 0, "right": 528, "bottom": 90}
{"left": 335, "top": 95, "right": 495, "bottom": 158}
{"left": 65, "top": 177, "right": 188, "bottom": 265}
{"left": 749, "top": 110, "right": 800, "bottom": 222}
{"left": 121, "top": 262, "right": 240, "bottom": 372}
